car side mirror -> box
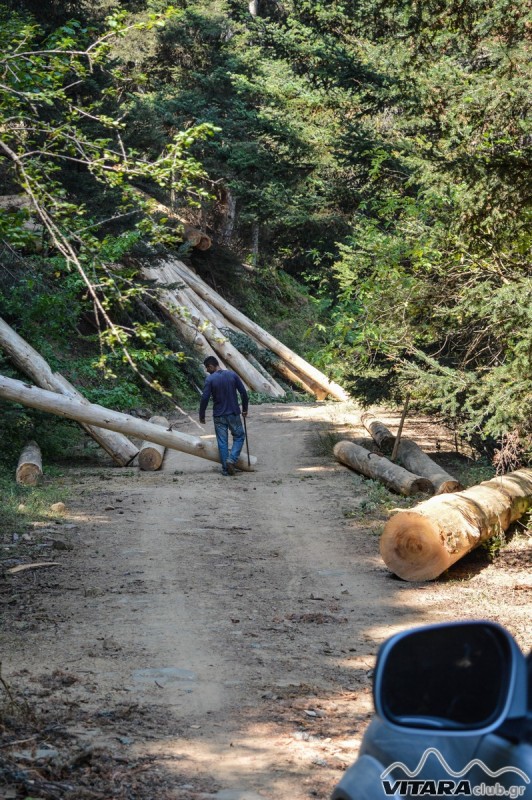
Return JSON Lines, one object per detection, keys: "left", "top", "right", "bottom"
{"left": 374, "top": 621, "right": 528, "bottom": 735}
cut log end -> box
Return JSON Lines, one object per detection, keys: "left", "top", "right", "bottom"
{"left": 380, "top": 512, "right": 450, "bottom": 582}
{"left": 435, "top": 479, "right": 463, "bottom": 495}
{"left": 410, "top": 477, "right": 436, "bottom": 495}
{"left": 16, "top": 440, "right": 43, "bottom": 485}
{"left": 16, "top": 463, "right": 42, "bottom": 486}
{"left": 138, "top": 448, "right": 164, "bottom": 471}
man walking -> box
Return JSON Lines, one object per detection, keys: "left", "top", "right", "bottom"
{"left": 199, "top": 357, "right": 249, "bottom": 476}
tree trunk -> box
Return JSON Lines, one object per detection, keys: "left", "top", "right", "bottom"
{"left": 360, "top": 413, "right": 395, "bottom": 453}
{"left": 220, "top": 186, "right": 237, "bottom": 244}
{"left": 245, "top": 354, "right": 286, "bottom": 396}
{"left": 249, "top": 0, "right": 260, "bottom": 16}
{"left": 380, "top": 468, "right": 532, "bottom": 581}
{"left": 0, "top": 376, "right": 257, "bottom": 471}
{"left": 251, "top": 221, "right": 259, "bottom": 266}
{"left": 138, "top": 416, "right": 169, "bottom": 471}
{"left": 0, "top": 316, "right": 138, "bottom": 466}
{"left": 333, "top": 441, "right": 434, "bottom": 496}
{"left": 396, "top": 438, "right": 462, "bottom": 495}
{"left": 169, "top": 258, "right": 349, "bottom": 401}
{"left": 143, "top": 263, "right": 284, "bottom": 396}
{"left": 182, "top": 291, "right": 318, "bottom": 399}
{"left": 144, "top": 280, "right": 226, "bottom": 368}
{"left": 270, "top": 358, "right": 327, "bottom": 400}
{"left": 16, "top": 440, "right": 43, "bottom": 485}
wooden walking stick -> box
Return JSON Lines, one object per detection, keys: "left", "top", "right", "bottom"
{"left": 242, "top": 414, "right": 251, "bottom": 467}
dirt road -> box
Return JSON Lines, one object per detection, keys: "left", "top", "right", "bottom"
{"left": 2, "top": 403, "right": 531, "bottom": 799}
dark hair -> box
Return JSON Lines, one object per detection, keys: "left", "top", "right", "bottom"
{"left": 203, "top": 356, "right": 219, "bottom": 368}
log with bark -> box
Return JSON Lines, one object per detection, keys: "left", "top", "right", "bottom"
{"left": 149, "top": 283, "right": 226, "bottom": 367}
{"left": 16, "top": 440, "right": 43, "bottom": 485}
{"left": 360, "top": 413, "right": 396, "bottom": 453}
{"left": 143, "top": 263, "right": 284, "bottom": 396}
{"left": 0, "top": 376, "right": 257, "bottom": 471}
{"left": 269, "top": 358, "right": 328, "bottom": 400}
{"left": 184, "top": 291, "right": 318, "bottom": 399}
{"left": 0, "top": 316, "right": 139, "bottom": 466}
{"left": 333, "top": 441, "right": 434, "bottom": 496}
{"left": 168, "top": 258, "right": 350, "bottom": 401}
{"left": 380, "top": 468, "right": 532, "bottom": 581}
{"left": 177, "top": 287, "right": 319, "bottom": 398}
{"left": 245, "top": 354, "right": 286, "bottom": 396}
{"left": 138, "top": 416, "right": 169, "bottom": 471}
{"left": 395, "top": 438, "right": 462, "bottom": 495}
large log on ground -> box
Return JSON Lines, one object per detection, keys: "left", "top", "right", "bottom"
{"left": 396, "top": 438, "right": 462, "bottom": 495}
{"left": 16, "top": 440, "right": 43, "bottom": 485}
{"left": 333, "top": 441, "right": 433, "bottom": 496}
{"left": 0, "top": 376, "right": 257, "bottom": 471}
{"left": 380, "top": 468, "right": 532, "bottom": 581}
{"left": 143, "top": 264, "right": 283, "bottom": 397}
{"left": 361, "top": 413, "right": 395, "bottom": 453}
{"left": 138, "top": 416, "right": 169, "bottom": 471}
{"left": 0, "top": 316, "right": 138, "bottom": 466}
{"left": 168, "top": 258, "right": 350, "bottom": 401}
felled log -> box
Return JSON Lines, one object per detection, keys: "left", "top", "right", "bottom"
{"left": 0, "top": 316, "right": 138, "bottom": 466}
{"left": 361, "top": 413, "right": 395, "bottom": 453}
{"left": 143, "top": 263, "right": 284, "bottom": 397}
{"left": 333, "top": 441, "right": 433, "bottom": 496}
{"left": 245, "top": 354, "right": 286, "bottom": 396}
{"left": 380, "top": 468, "right": 532, "bottom": 581}
{"left": 148, "top": 281, "right": 225, "bottom": 367}
{"left": 185, "top": 291, "right": 317, "bottom": 399}
{"left": 0, "top": 376, "right": 257, "bottom": 471}
{"left": 270, "top": 358, "right": 327, "bottom": 400}
{"left": 138, "top": 416, "right": 169, "bottom": 471}
{"left": 16, "top": 440, "right": 43, "bottom": 485}
{"left": 169, "top": 258, "right": 350, "bottom": 401}
{"left": 395, "top": 439, "right": 462, "bottom": 495}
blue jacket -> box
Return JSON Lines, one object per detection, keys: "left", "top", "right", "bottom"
{"left": 199, "top": 369, "right": 249, "bottom": 418}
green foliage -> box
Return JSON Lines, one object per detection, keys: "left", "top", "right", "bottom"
{"left": 1, "top": 0, "right": 529, "bottom": 460}
{"left": 0, "top": 7, "right": 216, "bottom": 376}
{"left": 0, "top": 464, "right": 71, "bottom": 540}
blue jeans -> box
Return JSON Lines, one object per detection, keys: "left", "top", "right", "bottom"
{"left": 213, "top": 414, "right": 245, "bottom": 473}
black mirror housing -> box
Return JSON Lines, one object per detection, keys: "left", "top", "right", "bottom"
{"left": 374, "top": 621, "right": 528, "bottom": 735}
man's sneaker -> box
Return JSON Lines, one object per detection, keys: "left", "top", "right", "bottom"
{"left": 226, "top": 461, "right": 236, "bottom": 476}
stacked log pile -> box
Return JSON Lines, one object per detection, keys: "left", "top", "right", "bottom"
{"left": 360, "top": 412, "right": 462, "bottom": 495}
{"left": 143, "top": 257, "right": 349, "bottom": 402}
